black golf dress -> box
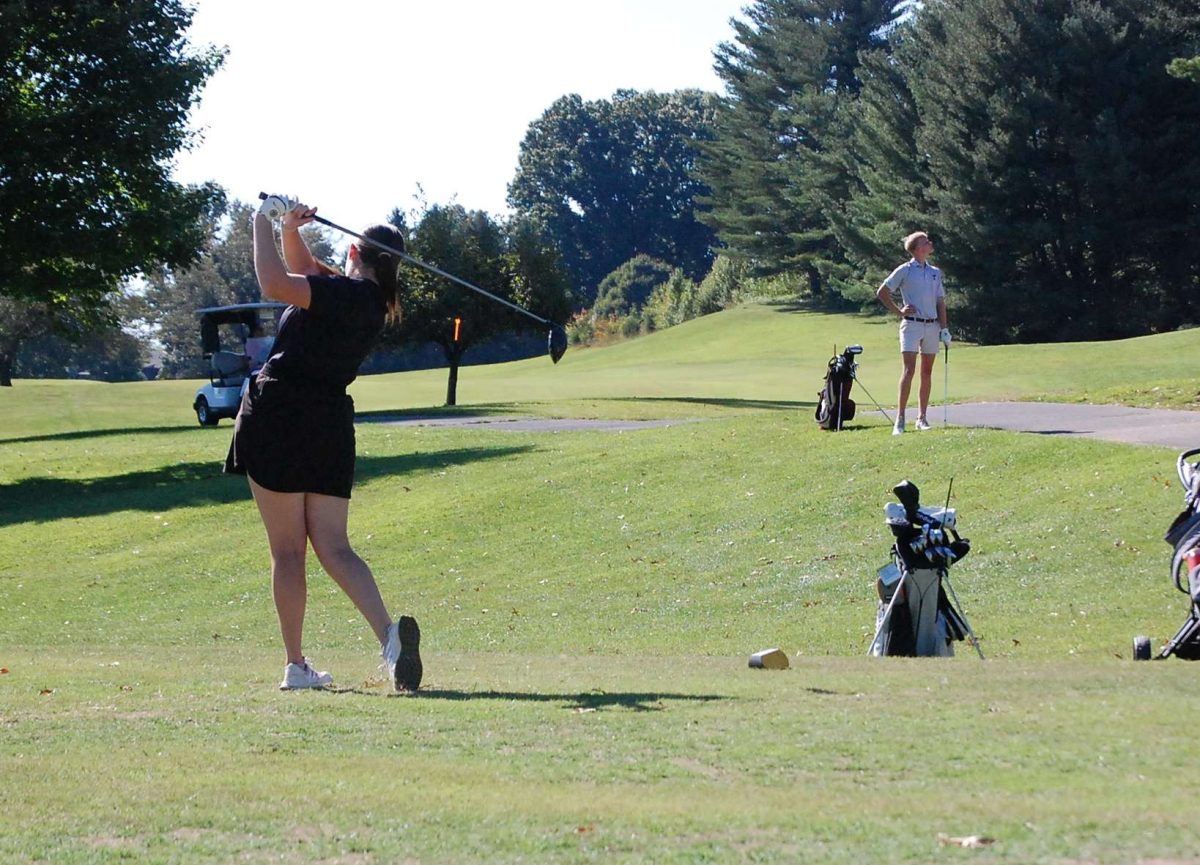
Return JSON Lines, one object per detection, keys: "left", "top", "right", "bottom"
{"left": 224, "top": 274, "right": 388, "bottom": 499}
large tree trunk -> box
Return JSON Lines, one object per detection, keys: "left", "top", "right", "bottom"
{"left": 0, "top": 348, "right": 14, "bottom": 386}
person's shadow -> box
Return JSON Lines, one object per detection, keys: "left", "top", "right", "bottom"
{"left": 320, "top": 686, "right": 728, "bottom": 711}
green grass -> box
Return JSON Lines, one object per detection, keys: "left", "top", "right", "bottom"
{"left": 2, "top": 303, "right": 1200, "bottom": 863}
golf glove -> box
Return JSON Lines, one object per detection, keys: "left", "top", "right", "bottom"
{"left": 939, "top": 328, "right": 952, "bottom": 346}
{"left": 257, "top": 194, "right": 296, "bottom": 221}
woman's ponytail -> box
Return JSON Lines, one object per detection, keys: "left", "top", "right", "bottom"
{"left": 360, "top": 224, "right": 406, "bottom": 325}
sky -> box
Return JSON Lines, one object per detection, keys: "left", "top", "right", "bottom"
{"left": 173, "top": 0, "right": 748, "bottom": 234}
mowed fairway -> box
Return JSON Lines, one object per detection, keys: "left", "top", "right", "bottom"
{"left": 2, "top": 303, "right": 1199, "bottom": 864}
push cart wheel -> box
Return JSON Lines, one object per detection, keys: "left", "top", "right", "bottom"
{"left": 1132, "top": 635, "right": 1152, "bottom": 661}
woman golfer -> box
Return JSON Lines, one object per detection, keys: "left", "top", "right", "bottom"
{"left": 225, "top": 194, "right": 422, "bottom": 692}
{"left": 876, "top": 231, "right": 951, "bottom": 434}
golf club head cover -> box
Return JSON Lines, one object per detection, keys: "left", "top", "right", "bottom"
{"left": 940, "top": 328, "right": 952, "bottom": 346}
{"left": 893, "top": 480, "right": 921, "bottom": 521}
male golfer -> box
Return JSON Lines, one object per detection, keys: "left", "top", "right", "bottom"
{"left": 876, "top": 231, "right": 951, "bottom": 434}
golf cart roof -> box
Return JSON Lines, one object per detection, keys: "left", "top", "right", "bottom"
{"left": 196, "top": 303, "right": 287, "bottom": 316}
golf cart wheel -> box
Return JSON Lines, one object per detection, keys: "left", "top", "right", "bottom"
{"left": 1132, "top": 635, "right": 1152, "bottom": 661}
{"left": 195, "top": 397, "right": 220, "bottom": 427}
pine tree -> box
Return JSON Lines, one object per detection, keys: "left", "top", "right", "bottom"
{"left": 696, "top": 0, "right": 904, "bottom": 298}
{"left": 830, "top": 38, "right": 932, "bottom": 304}
{"left": 907, "top": 0, "right": 1200, "bottom": 342}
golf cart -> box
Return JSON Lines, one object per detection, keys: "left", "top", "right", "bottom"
{"left": 192, "top": 303, "right": 286, "bottom": 426}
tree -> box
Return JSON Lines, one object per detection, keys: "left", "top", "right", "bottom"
{"left": 390, "top": 205, "right": 573, "bottom": 406}
{"left": 696, "top": 0, "right": 904, "bottom": 296}
{"left": 902, "top": 0, "right": 1200, "bottom": 342}
{"left": 1169, "top": 56, "right": 1200, "bottom": 83}
{"left": 0, "top": 293, "right": 145, "bottom": 384}
{"left": 0, "top": 298, "right": 50, "bottom": 387}
{"left": 831, "top": 39, "right": 934, "bottom": 305}
{"left": 508, "top": 89, "right": 719, "bottom": 304}
{"left": 15, "top": 322, "right": 145, "bottom": 381}
{"left": 0, "top": 1, "right": 225, "bottom": 340}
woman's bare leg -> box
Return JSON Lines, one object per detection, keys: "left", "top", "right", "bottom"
{"left": 305, "top": 492, "right": 392, "bottom": 644}
{"left": 249, "top": 479, "right": 309, "bottom": 664}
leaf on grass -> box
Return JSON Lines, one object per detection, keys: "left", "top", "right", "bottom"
{"left": 574, "top": 824, "right": 595, "bottom": 834}
{"left": 40, "top": 688, "right": 54, "bottom": 696}
{"left": 937, "top": 833, "right": 996, "bottom": 848}
{"left": 0, "top": 668, "right": 8, "bottom": 675}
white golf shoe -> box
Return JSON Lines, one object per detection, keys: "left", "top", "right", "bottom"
{"left": 279, "top": 659, "right": 333, "bottom": 690}
{"left": 892, "top": 417, "right": 905, "bottom": 436}
{"left": 915, "top": 417, "right": 932, "bottom": 431}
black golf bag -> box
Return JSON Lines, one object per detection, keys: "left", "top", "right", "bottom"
{"left": 1135, "top": 448, "right": 1200, "bottom": 660}
{"left": 870, "top": 481, "right": 979, "bottom": 658}
{"left": 816, "top": 346, "right": 860, "bottom": 431}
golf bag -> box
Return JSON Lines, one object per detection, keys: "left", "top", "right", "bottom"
{"left": 869, "top": 481, "right": 979, "bottom": 658}
{"left": 816, "top": 346, "right": 860, "bottom": 431}
{"left": 1137, "top": 448, "right": 1200, "bottom": 660}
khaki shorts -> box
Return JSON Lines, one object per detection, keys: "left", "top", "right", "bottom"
{"left": 899, "top": 318, "right": 941, "bottom": 355}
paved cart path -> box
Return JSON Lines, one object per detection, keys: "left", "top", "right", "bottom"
{"left": 930, "top": 402, "right": 1200, "bottom": 449}
{"left": 365, "top": 403, "right": 1200, "bottom": 448}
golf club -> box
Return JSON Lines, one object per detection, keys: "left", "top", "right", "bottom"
{"left": 943, "top": 342, "right": 949, "bottom": 425}
{"left": 938, "top": 477, "right": 983, "bottom": 658}
{"left": 259, "top": 193, "right": 569, "bottom": 363}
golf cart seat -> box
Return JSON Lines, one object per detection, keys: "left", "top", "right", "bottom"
{"left": 210, "top": 350, "right": 249, "bottom": 387}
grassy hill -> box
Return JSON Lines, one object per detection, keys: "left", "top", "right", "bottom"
{"left": 5, "top": 302, "right": 1198, "bottom": 439}
{"left": 2, "top": 303, "right": 1199, "bottom": 863}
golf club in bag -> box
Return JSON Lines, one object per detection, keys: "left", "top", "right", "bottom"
{"left": 1133, "top": 447, "right": 1200, "bottom": 660}
{"left": 815, "top": 344, "right": 892, "bottom": 431}
{"left": 259, "top": 193, "right": 569, "bottom": 363}
{"left": 868, "top": 479, "right": 983, "bottom": 658}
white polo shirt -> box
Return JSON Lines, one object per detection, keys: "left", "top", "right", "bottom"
{"left": 883, "top": 259, "right": 944, "bottom": 320}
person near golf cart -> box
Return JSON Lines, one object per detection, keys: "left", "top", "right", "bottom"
{"left": 225, "top": 195, "right": 422, "bottom": 693}
{"left": 876, "top": 232, "right": 951, "bottom": 435}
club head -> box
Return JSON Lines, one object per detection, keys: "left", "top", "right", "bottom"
{"left": 548, "top": 324, "right": 568, "bottom": 364}
{"left": 846, "top": 344, "right": 864, "bottom": 355}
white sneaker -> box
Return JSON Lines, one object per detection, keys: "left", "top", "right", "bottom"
{"left": 915, "top": 417, "right": 931, "bottom": 431}
{"left": 381, "top": 622, "right": 400, "bottom": 681}
{"left": 381, "top": 616, "right": 423, "bottom": 692}
{"left": 279, "top": 659, "right": 333, "bottom": 690}
{"left": 892, "top": 418, "right": 905, "bottom": 436}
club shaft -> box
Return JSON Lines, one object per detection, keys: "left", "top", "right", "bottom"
{"left": 307, "top": 214, "right": 553, "bottom": 327}
{"left": 850, "top": 372, "right": 891, "bottom": 424}
{"left": 943, "top": 344, "right": 949, "bottom": 424}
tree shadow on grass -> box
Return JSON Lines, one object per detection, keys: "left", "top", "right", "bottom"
{"left": 0, "top": 425, "right": 199, "bottom": 445}
{"left": 325, "top": 687, "right": 727, "bottom": 711}
{"left": 0, "top": 444, "right": 534, "bottom": 528}
{"left": 0, "top": 405, "right": 530, "bottom": 445}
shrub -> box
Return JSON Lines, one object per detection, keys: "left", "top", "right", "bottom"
{"left": 592, "top": 255, "right": 675, "bottom": 319}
